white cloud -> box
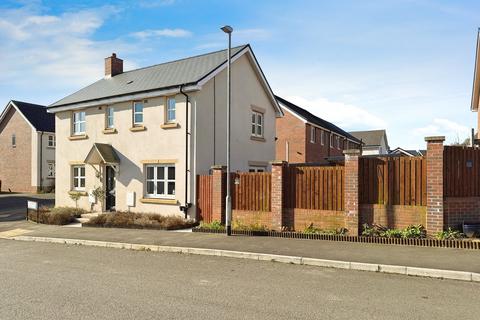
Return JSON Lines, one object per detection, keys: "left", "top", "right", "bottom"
{"left": 413, "top": 118, "right": 471, "bottom": 144}
{"left": 130, "top": 28, "right": 192, "bottom": 40}
{"left": 283, "top": 95, "right": 387, "bottom": 130}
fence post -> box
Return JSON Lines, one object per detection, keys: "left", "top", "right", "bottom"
{"left": 344, "top": 149, "right": 361, "bottom": 236}
{"left": 211, "top": 165, "right": 225, "bottom": 224}
{"left": 425, "top": 136, "right": 445, "bottom": 235}
{"left": 270, "top": 160, "right": 286, "bottom": 231}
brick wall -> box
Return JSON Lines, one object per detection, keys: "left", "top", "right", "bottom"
{"left": 211, "top": 166, "right": 225, "bottom": 223}
{"left": 444, "top": 197, "right": 480, "bottom": 228}
{"left": 344, "top": 150, "right": 360, "bottom": 236}
{"left": 285, "top": 208, "right": 345, "bottom": 231}
{"left": 0, "top": 107, "right": 34, "bottom": 192}
{"left": 359, "top": 204, "right": 426, "bottom": 229}
{"left": 425, "top": 136, "right": 445, "bottom": 235}
{"left": 275, "top": 111, "right": 306, "bottom": 163}
{"left": 232, "top": 210, "right": 275, "bottom": 229}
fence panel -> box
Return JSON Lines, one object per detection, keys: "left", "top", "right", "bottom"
{"left": 284, "top": 166, "right": 344, "bottom": 211}
{"left": 231, "top": 172, "right": 271, "bottom": 211}
{"left": 359, "top": 156, "right": 426, "bottom": 206}
{"left": 444, "top": 146, "right": 480, "bottom": 197}
{"left": 196, "top": 175, "right": 213, "bottom": 222}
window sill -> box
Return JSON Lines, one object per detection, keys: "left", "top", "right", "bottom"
{"left": 161, "top": 123, "right": 179, "bottom": 129}
{"left": 140, "top": 198, "right": 178, "bottom": 205}
{"left": 130, "top": 126, "right": 146, "bottom": 132}
{"left": 69, "top": 190, "right": 88, "bottom": 196}
{"left": 46, "top": 177, "right": 55, "bottom": 180}
{"left": 47, "top": 146, "right": 56, "bottom": 149}
{"left": 69, "top": 134, "right": 88, "bottom": 141}
{"left": 103, "top": 128, "right": 117, "bottom": 134}
{"left": 250, "top": 136, "right": 266, "bottom": 142}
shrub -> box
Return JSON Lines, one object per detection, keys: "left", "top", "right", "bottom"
{"left": 28, "top": 206, "right": 81, "bottom": 225}
{"left": 84, "top": 211, "right": 198, "bottom": 230}
{"left": 362, "top": 224, "right": 426, "bottom": 239}
{"left": 401, "top": 225, "right": 426, "bottom": 238}
{"left": 199, "top": 221, "right": 225, "bottom": 230}
{"left": 362, "top": 224, "right": 385, "bottom": 237}
{"left": 380, "top": 228, "right": 403, "bottom": 238}
{"left": 232, "top": 220, "right": 269, "bottom": 232}
{"left": 303, "top": 224, "right": 347, "bottom": 235}
{"left": 435, "top": 228, "right": 466, "bottom": 240}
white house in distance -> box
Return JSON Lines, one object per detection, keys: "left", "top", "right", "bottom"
{"left": 349, "top": 129, "right": 390, "bottom": 155}
{"left": 47, "top": 45, "right": 283, "bottom": 219}
{"left": 0, "top": 100, "right": 55, "bottom": 193}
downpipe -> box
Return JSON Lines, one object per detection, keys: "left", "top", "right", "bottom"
{"left": 180, "top": 85, "right": 192, "bottom": 219}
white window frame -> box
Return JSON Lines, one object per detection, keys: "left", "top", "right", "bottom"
{"left": 106, "top": 106, "right": 114, "bottom": 129}
{"left": 72, "top": 165, "right": 85, "bottom": 191}
{"left": 321, "top": 130, "right": 324, "bottom": 145}
{"left": 72, "top": 111, "right": 86, "bottom": 135}
{"left": 11, "top": 134, "right": 16, "bottom": 148}
{"left": 251, "top": 111, "right": 264, "bottom": 138}
{"left": 47, "top": 135, "right": 55, "bottom": 148}
{"left": 330, "top": 133, "right": 334, "bottom": 148}
{"left": 336, "top": 136, "right": 340, "bottom": 150}
{"left": 310, "top": 126, "right": 316, "bottom": 143}
{"left": 47, "top": 162, "right": 55, "bottom": 178}
{"left": 145, "top": 164, "right": 175, "bottom": 199}
{"left": 248, "top": 166, "right": 266, "bottom": 173}
{"left": 133, "top": 101, "right": 144, "bottom": 126}
{"left": 166, "top": 97, "right": 176, "bottom": 123}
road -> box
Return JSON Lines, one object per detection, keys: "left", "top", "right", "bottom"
{"left": 0, "top": 193, "right": 54, "bottom": 221}
{"left": 0, "top": 240, "right": 478, "bottom": 320}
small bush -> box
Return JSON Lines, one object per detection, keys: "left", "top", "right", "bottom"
{"left": 85, "top": 211, "right": 198, "bottom": 230}
{"left": 401, "top": 225, "right": 426, "bottom": 239}
{"left": 199, "top": 220, "right": 225, "bottom": 230}
{"left": 380, "top": 229, "right": 403, "bottom": 238}
{"left": 435, "top": 228, "right": 466, "bottom": 240}
{"left": 28, "top": 206, "right": 81, "bottom": 225}
{"left": 362, "top": 224, "right": 426, "bottom": 239}
{"left": 303, "top": 224, "right": 347, "bottom": 235}
{"left": 232, "top": 220, "right": 269, "bottom": 232}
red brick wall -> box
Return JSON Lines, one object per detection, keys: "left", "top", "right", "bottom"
{"left": 0, "top": 107, "right": 34, "bottom": 192}
{"left": 344, "top": 151, "right": 360, "bottom": 235}
{"left": 359, "top": 204, "right": 426, "bottom": 229}
{"left": 275, "top": 111, "right": 306, "bottom": 162}
{"left": 232, "top": 210, "right": 274, "bottom": 229}
{"left": 285, "top": 208, "right": 345, "bottom": 231}
{"left": 211, "top": 167, "right": 225, "bottom": 223}
{"left": 444, "top": 197, "right": 480, "bottom": 228}
{"left": 425, "top": 137, "right": 445, "bottom": 234}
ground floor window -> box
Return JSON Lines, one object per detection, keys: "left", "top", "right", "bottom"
{"left": 72, "top": 165, "right": 85, "bottom": 190}
{"left": 47, "top": 162, "right": 55, "bottom": 178}
{"left": 249, "top": 166, "right": 266, "bottom": 173}
{"left": 145, "top": 164, "right": 175, "bottom": 198}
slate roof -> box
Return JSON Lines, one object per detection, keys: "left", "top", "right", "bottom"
{"left": 349, "top": 130, "right": 387, "bottom": 147}
{"left": 9, "top": 100, "right": 55, "bottom": 132}
{"left": 50, "top": 45, "right": 249, "bottom": 108}
{"left": 275, "top": 96, "right": 362, "bottom": 143}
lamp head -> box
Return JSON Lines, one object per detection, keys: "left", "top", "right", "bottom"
{"left": 221, "top": 25, "right": 233, "bottom": 34}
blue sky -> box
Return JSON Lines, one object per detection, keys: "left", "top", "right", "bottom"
{"left": 1, "top": 0, "right": 479, "bottom": 149}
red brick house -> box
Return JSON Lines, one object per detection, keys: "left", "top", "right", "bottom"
{"left": 275, "top": 96, "right": 362, "bottom": 164}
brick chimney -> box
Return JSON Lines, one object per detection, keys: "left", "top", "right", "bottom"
{"left": 105, "top": 53, "right": 123, "bottom": 78}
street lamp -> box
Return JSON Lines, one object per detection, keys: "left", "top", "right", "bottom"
{"left": 221, "top": 25, "right": 233, "bottom": 236}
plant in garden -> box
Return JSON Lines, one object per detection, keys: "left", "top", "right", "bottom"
{"left": 303, "top": 224, "right": 347, "bottom": 235}
{"left": 362, "top": 224, "right": 384, "bottom": 237}
{"left": 199, "top": 220, "right": 225, "bottom": 230}
{"left": 69, "top": 192, "right": 82, "bottom": 208}
{"left": 91, "top": 186, "right": 106, "bottom": 210}
{"left": 232, "top": 220, "right": 268, "bottom": 231}
{"left": 401, "top": 225, "right": 426, "bottom": 238}
{"left": 380, "top": 228, "right": 403, "bottom": 238}
{"left": 435, "top": 228, "right": 466, "bottom": 240}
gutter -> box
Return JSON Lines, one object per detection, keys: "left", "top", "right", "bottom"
{"left": 179, "top": 85, "right": 192, "bottom": 218}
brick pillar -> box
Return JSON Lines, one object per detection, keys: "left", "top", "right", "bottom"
{"left": 211, "top": 165, "right": 225, "bottom": 223}
{"left": 425, "top": 136, "right": 445, "bottom": 235}
{"left": 270, "top": 160, "right": 286, "bottom": 231}
{"left": 344, "top": 149, "right": 361, "bottom": 236}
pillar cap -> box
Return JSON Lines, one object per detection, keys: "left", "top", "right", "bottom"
{"left": 211, "top": 165, "right": 226, "bottom": 170}
{"left": 270, "top": 160, "right": 287, "bottom": 165}
{"left": 425, "top": 136, "right": 445, "bottom": 142}
{"left": 343, "top": 149, "right": 361, "bottom": 156}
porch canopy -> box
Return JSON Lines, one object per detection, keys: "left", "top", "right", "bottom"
{"left": 84, "top": 143, "right": 120, "bottom": 168}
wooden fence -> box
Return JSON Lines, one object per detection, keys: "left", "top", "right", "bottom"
{"left": 359, "top": 156, "right": 426, "bottom": 206}
{"left": 444, "top": 146, "right": 480, "bottom": 197}
{"left": 231, "top": 172, "right": 271, "bottom": 211}
{"left": 196, "top": 175, "right": 213, "bottom": 222}
{"left": 284, "top": 165, "right": 344, "bottom": 211}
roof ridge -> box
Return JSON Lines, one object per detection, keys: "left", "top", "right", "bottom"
{"left": 11, "top": 100, "right": 47, "bottom": 108}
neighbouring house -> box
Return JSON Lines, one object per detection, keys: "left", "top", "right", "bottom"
{"left": 47, "top": 45, "right": 283, "bottom": 218}
{"left": 349, "top": 129, "right": 389, "bottom": 155}
{"left": 275, "top": 96, "right": 362, "bottom": 164}
{"left": 471, "top": 29, "right": 480, "bottom": 139}
{"left": 389, "top": 147, "right": 426, "bottom": 157}
{"left": 0, "top": 100, "right": 55, "bottom": 193}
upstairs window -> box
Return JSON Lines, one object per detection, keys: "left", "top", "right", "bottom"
{"left": 330, "top": 134, "right": 334, "bottom": 148}
{"left": 11, "top": 134, "right": 16, "bottom": 148}
{"left": 133, "top": 102, "right": 144, "bottom": 126}
{"left": 106, "top": 107, "right": 114, "bottom": 129}
{"left": 249, "top": 166, "right": 266, "bottom": 173}
{"left": 166, "top": 97, "right": 176, "bottom": 123}
{"left": 73, "top": 111, "right": 86, "bottom": 135}
{"left": 47, "top": 162, "right": 55, "bottom": 178}
{"left": 310, "top": 127, "right": 316, "bottom": 143}
{"left": 251, "top": 111, "right": 264, "bottom": 138}
{"left": 336, "top": 136, "right": 340, "bottom": 150}
{"left": 48, "top": 135, "right": 55, "bottom": 148}
{"left": 321, "top": 130, "right": 324, "bottom": 145}
{"left": 145, "top": 164, "right": 175, "bottom": 198}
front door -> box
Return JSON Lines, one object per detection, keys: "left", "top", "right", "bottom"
{"left": 105, "top": 166, "right": 116, "bottom": 211}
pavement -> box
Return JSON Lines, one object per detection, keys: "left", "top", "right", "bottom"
{"left": 0, "top": 239, "right": 479, "bottom": 320}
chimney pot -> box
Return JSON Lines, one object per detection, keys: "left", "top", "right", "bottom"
{"left": 105, "top": 53, "right": 123, "bottom": 77}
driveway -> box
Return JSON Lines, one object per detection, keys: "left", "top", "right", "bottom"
{"left": 0, "top": 193, "right": 54, "bottom": 222}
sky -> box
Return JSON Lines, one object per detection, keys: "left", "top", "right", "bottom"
{"left": 0, "top": 0, "right": 479, "bottom": 149}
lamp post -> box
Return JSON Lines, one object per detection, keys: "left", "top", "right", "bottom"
{"left": 221, "top": 25, "right": 233, "bottom": 236}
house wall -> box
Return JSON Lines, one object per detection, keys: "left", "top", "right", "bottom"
{"left": 275, "top": 110, "right": 306, "bottom": 163}
{"left": 55, "top": 95, "right": 188, "bottom": 216}
{"left": 0, "top": 107, "right": 34, "bottom": 192}
{"left": 194, "top": 53, "right": 277, "bottom": 173}
{"left": 39, "top": 133, "right": 56, "bottom": 191}
{"left": 305, "top": 125, "right": 353, "bottom": 163}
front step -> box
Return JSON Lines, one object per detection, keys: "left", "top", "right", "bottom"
{"left": 73, "top": 212, "right": 101, "bottom": 225}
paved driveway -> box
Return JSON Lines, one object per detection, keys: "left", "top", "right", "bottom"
{"left": 0, "top": 193, "right": 54, "bottom": 222}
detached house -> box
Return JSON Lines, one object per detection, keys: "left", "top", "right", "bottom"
{"left": 0, "top": 100, "right": 55, "bottom": 192}
{"left": 275, "top": 96, "right": 361, "bottom": 164}
{"left": 349, "top": 129, "right": 390, "bottom": 155}
{"left": 48, "top": 45, "right": 282, "bottom": 218}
